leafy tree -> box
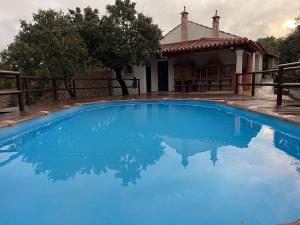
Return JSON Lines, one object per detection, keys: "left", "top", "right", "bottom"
{"left": 257, "top": 36, "right": 283, "bottom": 56}
{"left": 1, "top": 9, "right": 88, "bottom": 97}
{"left": 1, "top": 2, "right": 162, "bottom": 97}
{"left": 69, "top": 7, "right": 102, "bottom": 67}
{"left": 98, "top": 0, "right": 162, "bottom": 95}
{"left": 280, "top": 17, "right": 300, "bottom": 63}
{"left": 0, "top": 62, "right": 14, "bottom": 89}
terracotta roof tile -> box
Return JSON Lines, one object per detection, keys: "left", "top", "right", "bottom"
{"left": 161, "top": 37, "right": 264, "bottom": 55}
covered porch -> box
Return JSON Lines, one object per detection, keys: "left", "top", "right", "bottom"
{"left": 155, "top": 37, "right": 264, "bottom": 94}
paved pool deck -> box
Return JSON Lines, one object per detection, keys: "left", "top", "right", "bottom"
{"left": 0, "top": 91, "right": 300, "bottom": 127}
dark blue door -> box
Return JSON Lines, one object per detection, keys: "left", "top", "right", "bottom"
{"left": 158, "top": 61, "right": 169, "bottom": 91}
{"left": 146, "top": 66, "right": 152, "bottom": 93}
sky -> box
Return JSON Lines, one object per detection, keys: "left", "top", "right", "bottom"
{"left": 0, "top": 0, "right": 299, "bottom": 50}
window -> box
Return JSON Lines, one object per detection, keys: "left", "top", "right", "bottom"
{"left": 125, "top": 65, "right": 134, "bottom": 74}
{"left": 223, "top": 65, "right": 235, "bottom": 77}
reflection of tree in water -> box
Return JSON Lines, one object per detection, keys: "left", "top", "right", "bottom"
{"left": 274, "top": 130, "right": 300, "bottom": 174}
{"left": 1, "top": 103, "right": 300, "bottom": 185}
{"left": 24, "top": 132, "right": 163, "bottom": 186}
{"left": 0, "top": 105, "right": 165, "bottom": 186}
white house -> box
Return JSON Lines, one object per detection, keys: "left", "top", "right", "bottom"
{"left": 114, "top": 8, "right": 273, "bottom": 95}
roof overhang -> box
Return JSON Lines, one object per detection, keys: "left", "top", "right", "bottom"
{"left": 161, "top": 37, "right": 265, "bottom": 57}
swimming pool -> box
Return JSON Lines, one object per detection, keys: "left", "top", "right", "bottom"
{"left": 0, "top": 100, "right": 299, "bottom": 225}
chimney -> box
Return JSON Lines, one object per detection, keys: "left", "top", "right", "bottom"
{"left": 181, "top": 6, "right": 189, "bottom": 41}
{"left": 212, "top": 10, "right": 220, "bottom": 38}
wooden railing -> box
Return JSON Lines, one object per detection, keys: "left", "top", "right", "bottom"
{"left": 0, "top": 71, "right": 140, "bottom": 112}
{"left": 235, "top": 62, "right": 300, "bottom": 106}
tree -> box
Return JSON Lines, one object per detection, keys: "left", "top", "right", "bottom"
{"left": 257, "top": 36, "right": 283, "bottom": 56}
{"left": 0, "top": 62, "right": 14, "bottom": 89}
{"left": 280, "top": 19, "right": 300, "bottom": 63}
{"left": 1, "top": 9, "right": 88, "bottom": 97}
{"left": 69, "top": 7, "right": 102, "bottom": 67}
{"left": 98, "top": 0, "right": 162, "bottom": 95}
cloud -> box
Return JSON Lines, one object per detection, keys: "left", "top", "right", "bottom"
{"left": 0, "top": 0, "right": 299, "bottom": 50}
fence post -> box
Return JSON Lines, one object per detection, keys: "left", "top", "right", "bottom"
{"left": 276, "top": 66, "right": 283, "bottom": 106}
{"left": 251, "top": 72, "right": 256, "bottom": 97}
{"left": 52, "top": 79, "right": 58, "bottom": 101}
{"left": 108, "top": 80, "right": 112, "bottom": 96}
{"left": 16, "top": 73, "right": 25, "bottom": 112}
{"left": 72, "top": 79, "right": 76, "bottom": 97}
{"left": 138, "top": 79, "right": 141, "bottom": 96}
{"left": 24, "top": 77, "right": 30, "bottom": 105}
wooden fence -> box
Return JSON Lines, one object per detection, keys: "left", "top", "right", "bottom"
{"left": 235, "top": 61, "right": 300, "bottom": 105}
{"left": 0, "top": 71, "right": 140, "bottom": 112}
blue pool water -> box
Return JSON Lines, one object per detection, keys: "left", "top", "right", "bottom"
{"left": 0, "top": 100, "right": 299, "bottom": 225}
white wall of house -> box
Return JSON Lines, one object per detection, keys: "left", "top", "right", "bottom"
{"left": 151, "top": 61, "right": 158, "bottom": 92}
{"left": 161, "top": 21, "right": 237, "bottom": 45}
{"left": 162, "top": 25, "right": 181, "bottom": 44}
{"left": 268, "top": 57, "right": 277, "bottom": 69}
{"left": 111, "top": 65, "right": 146, "bottom": 96}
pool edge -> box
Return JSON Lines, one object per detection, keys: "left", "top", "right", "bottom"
{"left": 0, "top": 98, "right": 300, "bottom": 129}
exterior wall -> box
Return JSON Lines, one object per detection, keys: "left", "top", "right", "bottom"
{"left": 189, "top": 22, "right": 236, "bottom": 40}
{"left": 151, "top": 61, "right": 158, "bottom": 92}
{"left": 161, "top": 22, "right": 237, "bottom": 45}
{"left": 168, "top": 59, "right": 175, "bottom": 91}
{"left": 263, "top": 55, "right": 279, "bottom": 72}
{"left": 111, "top": 65, "right": 146, "bottom": 95}
{"left": 75, "top": 70, "right": 112, "bottom": 97}
{"left": 188, "top": 22, "right": 212, "bottom": 41}
{"left": 161, "top": 25, "right": 181, "bottom": 44}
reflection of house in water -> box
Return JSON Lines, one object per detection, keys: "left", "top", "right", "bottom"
{"left": 274, "top": 130, "right": 300, "bottom": 173}
{"left": 161, "top": 114, "right": 261, "bottom": 167}
{"left": 160, "top": 104, "right": 262, "bottom": 167}
{"left": 274, "top": 131, "right": 300, "bottom": 160}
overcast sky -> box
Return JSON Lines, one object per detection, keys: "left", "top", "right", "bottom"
{"left": 0, "top": 0, "right": 299, "bottom": 50}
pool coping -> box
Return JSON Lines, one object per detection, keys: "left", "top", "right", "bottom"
{"left": 0, "top": 97, "right": 300, "bottom": 129}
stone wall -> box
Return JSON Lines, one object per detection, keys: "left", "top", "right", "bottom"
{"left": 74, "top": 69, "right": 112, "bottom": 98}
{"left": 0, "top": 94, "right": 17, "bottom": 109}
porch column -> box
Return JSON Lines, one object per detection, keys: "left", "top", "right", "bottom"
{"left": 243, "top": 53, "right": 254, "bottom": 92}
{"left": 235, "top": 50, "right": 244, "bottom": 94}
{"left": 252, "top": 53, "right": 256, "bottom": 71}
{"left": 234, "top": 116, "right": 241, "bottom": 136}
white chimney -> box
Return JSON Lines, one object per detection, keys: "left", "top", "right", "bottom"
{"left": 181, "top": 7, "right": 189, "bottom": 41}
{"left": 212, "top": 10, "right": 220, "bottom": 38}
